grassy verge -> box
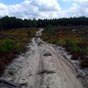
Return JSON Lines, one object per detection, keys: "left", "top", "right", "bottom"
{"left": 0, "top": 28, "right": 37, "bottom": 75}
{"left": 41, "top": 26, "right": 88, "bottom": 68}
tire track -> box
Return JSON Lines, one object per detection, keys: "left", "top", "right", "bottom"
{"left": 39, "top": 39, "right": 83, "bottom": 88}
{"left": 0, "top": 28, "right": 83, "bottom": 88}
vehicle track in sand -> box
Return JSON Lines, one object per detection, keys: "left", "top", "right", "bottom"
{"left": 0, "top": 28, "right": 83, "bottom": 88}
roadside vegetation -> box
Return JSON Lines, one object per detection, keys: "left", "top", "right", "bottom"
{"left": 0, "top": 16, "right": 88, "bottom": 75}
{"left": 41, "top": 26, "right": 88, "bottom": 68}
{"left": 0, "top": 28, "right": 37, "bottom": 75}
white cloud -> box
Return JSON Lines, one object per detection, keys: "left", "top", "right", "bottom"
{"left": 31, "top": 0, "right": 61, "bottom": 11}
{"left": 0, "top": 0, "right": 87, "bottom": 19}
{"left": 0, "top": 0, "right": 62, "bottom": 19}
{"left": 65, "top": 0, "right": 88, "bottom": 17}
{"left": 0, "top": 3, "right": 9, "bottom": 16}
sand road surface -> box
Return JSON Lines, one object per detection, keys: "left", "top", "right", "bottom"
{"left": 0, "top": 29, "right": 83, "bottom": 88}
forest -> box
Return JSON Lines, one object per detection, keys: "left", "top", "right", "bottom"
{"left": 0, "top": 16, "right": 88, "bottom": 30}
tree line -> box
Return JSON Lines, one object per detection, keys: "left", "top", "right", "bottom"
{"left": 0, "top": 16, "right": 88, "bottom": 30}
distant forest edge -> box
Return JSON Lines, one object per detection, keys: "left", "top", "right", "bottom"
{"left": 0, "top": 16, "right": 88, "bottom": 30}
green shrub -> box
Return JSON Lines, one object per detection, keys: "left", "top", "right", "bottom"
{"left": 0, "top": 39, "right": 16, "bottom": 53}
{"left": 65, "top": 40, "right": 81, "bottom": 53}
{"left": 71, "top": 45, "right": 81, "bottom": 53}
{"left": 65, "top": 40, "right": 76, "bottom": 47}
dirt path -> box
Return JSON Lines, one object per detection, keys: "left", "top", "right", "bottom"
{"left": 0, "top": 28, "right": 83, "bottom": 88}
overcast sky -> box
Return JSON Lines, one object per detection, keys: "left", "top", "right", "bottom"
{"left": 0, "top": 0, "right": 88, "bottom": 19}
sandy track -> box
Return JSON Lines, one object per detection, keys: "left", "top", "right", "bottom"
{"left": 0, "top": 29, "right": 83, "bottom": 88}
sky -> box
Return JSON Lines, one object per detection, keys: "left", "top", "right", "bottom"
{"left": 0, "top": 0, "right": 88, "bottom": 19}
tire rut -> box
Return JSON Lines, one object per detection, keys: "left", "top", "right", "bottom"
{"left": 39, "top": 39, "right": 83, "bottom": 88}
{"left": 0, "top": 28, "right": 83, "bottom": 88}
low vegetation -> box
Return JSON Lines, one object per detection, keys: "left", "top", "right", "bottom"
{"left": 0, "top": 28, "right": 37, "bottom": 75}
{"left": 42, "top": 26, "right": 88, "bottom": 68}
{"left": 0, "top": 16, "right": 88, "bottom": 74}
